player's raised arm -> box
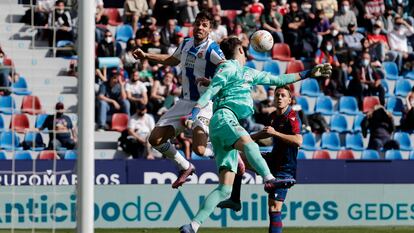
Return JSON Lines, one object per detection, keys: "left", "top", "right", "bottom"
{"left": 132, "top": 48, "right": 180, "bottom": 66}
{"left": 251, "top": 63, "right": 333, "bottom": 86}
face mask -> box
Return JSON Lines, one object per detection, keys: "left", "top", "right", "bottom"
{"left": 268, "top": 96, "right": 274, "bottom": 102}
{"left": 362, "top": 59, "right": 369, "bottom": 67}
{"left": 326, "top": 45, "right": 332, "bottom": 51}
{"left": 331, "top": 29, "right": 339, "bottom": 36}
{"left": 301, "top": 4, "right": 311, "bottom": 13}
{"left": 373, "top": 29, "right": 381, "bottom": 35}
{"left": 105, "top": 37, "right": 112, "bottom": 43}
{"left": 337, "top": 40, "right": 344, "bottom": 47}
{"left": 138, "top": 112, "right": 145, "bottom": 117}
{"left": 57, "top": 9, "right": 64, "bottom": 14}
{"left": 56, "top": 113, "right": 63, "bottom": 118}
{"left": 342, "top": 6, "right": 350, "bottom": 12}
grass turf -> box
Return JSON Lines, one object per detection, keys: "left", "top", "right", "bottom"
{"left": 1, "top": 227, "right": 413, "bottom": 233}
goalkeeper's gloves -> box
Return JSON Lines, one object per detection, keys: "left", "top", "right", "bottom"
{"left": 299, "top": 63, "right": 332, "bottom": 79}
{"left": 184, "top": 107, "right": 201, "bottom": 128}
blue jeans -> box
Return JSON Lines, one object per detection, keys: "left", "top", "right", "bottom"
{"left": 97, "top": 99, "right": 130, "bottom": 127}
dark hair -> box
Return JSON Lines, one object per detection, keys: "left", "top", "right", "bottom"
{"left": 220, "top": 37, "right": 242, "bottom": 59}
{"left": 56, "top": 0, "right": 65, "bottom": 5}
{"left": 195, "top": 10, "right": 214, "bottom": 28}
{"left": 275, "top": 86, "right": 292, "bottom": 97}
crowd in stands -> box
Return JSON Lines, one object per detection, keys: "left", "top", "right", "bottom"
{"left": 11, "top": 0, "right": 414, "bottom": 159}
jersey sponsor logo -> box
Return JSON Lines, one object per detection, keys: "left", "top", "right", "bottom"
{"left": 197, "top": 116, "right": 210, "bottom": 126}
{"left": 184, "top": 53, "right": 196, "bottom": 69}
{"left": 290, "top": 117, "right": 296, "bottom": 121}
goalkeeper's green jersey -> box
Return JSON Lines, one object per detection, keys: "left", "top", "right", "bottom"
{"left": 197, "top": 60, "right": 297, "bottom": 120}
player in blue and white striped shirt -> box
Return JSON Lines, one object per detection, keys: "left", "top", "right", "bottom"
{"left": 133, "top": 11, "right": 225, "bottom": 189}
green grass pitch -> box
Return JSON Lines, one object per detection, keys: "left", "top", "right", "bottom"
{"left": 1, "top": 227, "right": 414, "bottom": 233}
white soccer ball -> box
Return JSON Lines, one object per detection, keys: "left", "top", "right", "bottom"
{"left": 250, "top": 30, "right": 274, "bottom": 53}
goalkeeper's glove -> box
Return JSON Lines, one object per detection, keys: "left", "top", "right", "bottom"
{"left": 183, "top": 107, "right": 200, "bottom": 129}
{"left": 299, "top": 63, "right": 332, "bottom": 79}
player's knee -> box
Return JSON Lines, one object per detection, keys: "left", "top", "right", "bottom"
{"left": 148, "top": 132, "right": 162, "bottom": 147}
{"left": 192, "top": 144, "right": 206, "bottom": 156}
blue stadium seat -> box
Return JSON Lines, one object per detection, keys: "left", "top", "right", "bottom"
{"left": 353, "top": 113, "right": 365, "bottom": 132}
{"left": 345, "top": 133, "right": 364, "bottom": 151}
{"left": 0, "top": 95, "right": 17, "bottom": 115}
{"left": 394, "top": 79, "right": 412, "bottom": 97}
{"left": 384, "top": 150, "right": 403, "bottom": 160}
{"left": 339, "top": 96, "right": 359, "bottom": 115}
{"left": 393, "top": 132, "right": 413, "bottom": 151}
{"left": 409, "top": 151, "right": 414, "bottom": 160}
{"left": 23, "top": 131, "right": 45, "bottom": 151}
{"left": 404, "top": 70, "right": 414, "bottom": 80}
{"left": 260, "top": 146, "right": 273, "bottom": 153}
{"left": 315, "top": 95, "right": 334, "bottom": 115}
{"left": 301, "top": 132, "right": 319, "bottom": 151}
{"left": 35, "top": 114, "right": 49, "bottom": 131}
{"left": 386, "top": 96, "right": 404, "bottom": 116}
{"left": 0, "top": 131, "right": 23, "bottom": 151}
{"left": 245, "top": 60, "right": 256, "bottom": 69}
{"left": 361, "top": 150, "right": 380, "bottom": 160}
{"left": 383, "top": 61, "right": 402, "bottom": 80}
{"left": 0, "top": 150, "right": 6, "bottom": 160}
{"left": 321, "top": 132, "right": 342, "bottom": 151}
{"left": 380, "top": 79, "right": 390, "bottom": 97}
{"left": 12, "top": 76, "right": 31, "bottom": 95}
{"left": 0, "top": 115, "right": 4, "bottom": 132}
{"left": 98, "top": 57, "right": 121, "bottom": 69}
{"left": 263, "top": 60, "right": 280, "bottom": 76}
{"left": 64, "top": 150, "right": 77, "bottom": 160}
{"left": 300, "top": 78, "right": 321, "bottom": 97}
{"left": 330, "top": 113, "right": 349, "bottom": 133}
{"left": 248, "top": 45, "right": 271, "bottom": 61}
{"left": 295, "top": 96, "right": 312, "bottom": 114}
{"left": 14, "top": 151, "right": 32, "bottom": 160}
{"left": 56, "top": 40, "right": 74, "bottom": 47}
{"left": 115, "top": 24, "right": 133, "bottom": 42}
{"left": 297, "top": 150, "right": 306, "bottom": 159}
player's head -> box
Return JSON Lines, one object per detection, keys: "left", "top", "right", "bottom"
{"left": 274, "top": 86, "right": 292, "bottom": 110}
{"left": 219, "top": 37, "right": 245, "bottom": 62}
{"left": 193, "top": 11, "right": 214, "bottom": 41}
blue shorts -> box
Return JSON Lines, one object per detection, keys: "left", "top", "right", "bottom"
{"left": 268, "top": 175, "right": 294, "bottom": 202}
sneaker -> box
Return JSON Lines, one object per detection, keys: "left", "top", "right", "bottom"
{"left": 179, "top": 224, "right": 195, "bottom": 233}
{"left": 236, "top": 154, "right": 245, "bottom": 175}
{"left": 264, "top": 178, "right": 296, "bottom": 193}
{"left": 217, "top": 198, "right": 242, "bottom": 212}
{"left": 96, "top": 126, "right": 105, "bottom": 132}
{"left": 172, "top": 163, "right": 195, "bottom": 189}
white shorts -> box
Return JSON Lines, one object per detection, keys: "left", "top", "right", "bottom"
{"left": 156, "top": 99, "right": 213, "bottom": 136}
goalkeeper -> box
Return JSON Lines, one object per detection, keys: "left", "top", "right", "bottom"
{"left": 179, "top": 37, "right": 332, "bottom": 233}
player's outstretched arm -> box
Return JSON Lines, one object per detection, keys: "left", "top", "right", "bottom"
{"left": 132, "top": 48, "right": 180, "bottom": 66}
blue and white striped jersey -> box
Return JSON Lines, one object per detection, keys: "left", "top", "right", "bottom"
{"left": 173, "top": 37, "right": 225, "bottom": 101}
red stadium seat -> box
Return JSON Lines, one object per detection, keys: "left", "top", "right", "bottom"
{"left": 21, "top": 95, "right": 43, "bottom": 115}
{"left": 3, "top": 58, "right": 13, "bottom": 66}
{"left": 9, "top": 113, "right": 30, "bottom": 133}
{"left": 272, "top": 43, "right": 294, "bottom": 61}
{"left": 312, "top": 150, "right": 331, "bottom": 159}
{"left": 38, "top": 150, "right": 59, "bottom": 160}
{"left": 286, "top": 60, "right": 305, "bottom": 74}
{"left": 363, "top": 96, "right": 380, "bottom": 113}
{"left": 337, "top": 150, "right": 355, "bottom": 160}
{"left": 111, "top": 113, "right": 129, "bottom": 132}
{"left": 104, "top": 8, "right": 122, "bottom": 26}
{"left": 222, "top": 10, "right": 238, "bottom": 21}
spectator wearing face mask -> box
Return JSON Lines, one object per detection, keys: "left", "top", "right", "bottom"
{"left": 334, "top": 0, "right": 357, "bottom": 34}
{"left": 367, "top": 20, "right": 389, "bottom": 61}
{"left": 47, "top": 0, "right": 74, "bottom": 47}
{"left": 97, "top": 31, "right": 121, "bottom": 58}
{"left": 314, "top": 10, "right": 331, "bottom": 48}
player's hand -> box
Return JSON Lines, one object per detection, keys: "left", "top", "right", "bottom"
{"left": 262, "top": 126, "right": 277, "bottom": 137}
{"left": 310, "top": 63, "right": 332, "bottom": 78}
{"left": 184, "top": 107, "right": 201, "bottom": 129}
{"left": 132, "top": 48, "right": 146, "bottom": 60}
{"left": 195, "top": 77, "right": 211, "bottom": 87}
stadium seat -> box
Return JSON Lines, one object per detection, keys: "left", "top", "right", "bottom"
{"left": 105, "top": 8, "right": 122, "bottom": 26}
{"left": 260, "top": 146, "right": 273, "bottom": 153}
{"left": 380, "top": 79, "right": 390, "bottom": 97}
{"left": 386, "top": 96, "right": 404, "bottom": 116}
{"left": 14, "top": 151, "right": 32, "bottom": 160}
{"left": 362, "top": 96, "right": 380, "bottom": 113}
{"left": 115, "top": 24, "right": 134, "bottom": 43}
{"left": 321, "top": 132, "right": 342, "bottom": 150}
{"left": 263, "top": 60, "right": 280, "bottom": 76}
{"left": 337, "top": 150, "right": 355, "bottom": 160}
{"left": 404, "top": 70, "right": 414, "bottom": 80}
{"left": 353, "top": 113, "right": 365, "bottom": 132}
{"left": 301, "top": 132, "right": 319, "bottom": 151}
{"left": 9, "top": 113, "right": 30, "bottom": 133}
{"left": 394, "top": 79, "right": 412, "bottom": 97}
{"left": 409, "top": 151, "right": 414, "bottom": 160}
{"left": 271, "top": 43, "right": 294, "bottom": 61}
{"left": 98, "top": 57, "right": 121, "bottom": 69}
{"left": 312, "top": 150, "right": 331, "bottom": 159}
{"left": 300, "top": 78, "right": 321, "bottom": 97}
{"left": 21, "top": 95, "right": 43, "bottom": 115}
{"left": 3, "top": 57, "right": 13, "bottom": 66}
{"left": 64, "top": 150, "right": 77, "bottom": 160}
{"left": 245, "top": 60, "right": 256, "bottom": 69}
{"left": 339, "top": 96, "right": 359, "bottom": 115}
{"left": 0, "top": 95, "right": 17, "bottom": 115}
{"left": 315, "top": 95, "right": 334, "bottom": 115}
{"left": 11, "top": 76, "right": 31, "bottom": 95}
{"left": 0, "top": 115, "right": 4, "bottom": 132}
{"left": 22, "top": 131, "right": 45, "bottom": 151}
{"left": 0, "top": 150, "right": 6, "bottom": 160}
{"left": 384, "top": 150, "right": 403, "bottom": 160}
{"left": 35, "top": 114, "right": 49, "bottom": 129}
{"left": 297, "top": 150, "right": 306, "bottom": 159}
{"left": 383, "top": 61, "right": 402, "bottom": 80}
{"left": 345, "top": 133, "right": 364, "bottom": 151}
{"left": 111, "top": 113, "right": 129, "bottom": 132}
{"left": 330, "top": 113, "right": 349, "bottom": 133}
{"left": 0, "top": 131, "right": 23, "bottom": 151}
{"left": 38, "top": 150, "right": 59, "bottom": 160}
{"left": 295, "top": 96, "right": 312, "bottom": 114}
{"left": 248, "top": 45, "right": 271, "bottom": 61}
{"left": 393, "top": 132, "right": 412, "bottom": 151}
{"left": 286, "top": 60, "right": 305, "bottom": 74}
{"left": 222, "top": 10, "right": 238, "bottom": 21}
{"left": 361, "top": 149, "right": 380, "bottom": 160}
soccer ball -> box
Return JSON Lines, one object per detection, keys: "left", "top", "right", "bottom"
{"left": 250, "top": 30, "right": 274, "bottom": 53}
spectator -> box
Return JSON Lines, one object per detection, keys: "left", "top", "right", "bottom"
{"left": 314, "top": 10, "right": 331, "bottom": 48}
{"left": 160, "top": 19, "right": 179, "bottom": 51}
{"left": 283, "top": 1, "right": 306, "bottom": 58}
{"left": 97, "top": 31, "right": 120, "bottom": 58}
{"left": 344, "top": 22, "right": 365, "bottom": 52}
{"left": 150, "top": 71, "right": 179, "bottom": 116}
{"left": 120, "top": 103, "right": 155, "bottom": 159}
{"left": 95, "top": 0, "right": 106, "bottom": 24}
{"left": 315, "top": 0, "right": 338, "bottom": 20}
{"left": 95, "top": 58, "right": 107, "bottom": 93}
{"left": 254, "top": 87, "right": 277, "bottom": 126}
{"left": 367, "top": 20, "right": 389, "bottom": 61}
{"left": 210, "top": 15, "right": 228, "bottom": 43}
{"left": 291, "top": 97, "right": 311, "bottom": 132}
{"left": 126, "top": 69, "right": 148, "bottom": 113}
{"left": 96, "top": 72, "right": 130, "bottom": 131}
{"left": 235, "top": 1, "right": 258, "bottom": 36}
{"left": 364, "top": 0, "right": 385, "bottom": 23}
{"left": 153, "top": 0, "right": 176, "bottom": 27}
{"left": 143, "top": 31, "right": 168, "bottom": 55}
{"left": 334, "top": 0, "right": 358, "bottom": 34}
{"left": 124, "top": 0, "right": 149, "bottom": 34}
{"left": 261, "top": 0, "right": 284, "bottom": 43}
{"left": 38, "top": 102, "right": 77, "bottom": 150}
{"left": 250, "top": 0, "right": 265, "bottom": 16}
{"left": 29, "top": 0, "right": 55, "bottom": 26}
{"left": 335, "top": 33, "right": 351, "bottom": 65}
{"left": 135, "top": 16, "right": 157, "bottom": 49}
{"left": 276, "top": 0, "right": 290, "bottom": 16}
{"left": 387, "top": 15, "right": 414, "bottom": 71}
{"left": 401, "top": 87, "right": 414, "bottom": 132}
{"left": 122, "top": 39, "right": 138, "bottom": 77}
{"left": 232, "top": 23, "right": 250, "bottom": 52}
{"left": 47, "top": 0, "right": 74, "bottom": 47}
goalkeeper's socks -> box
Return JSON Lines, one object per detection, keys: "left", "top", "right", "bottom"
{"left": 269, "top": 211, "right": 283, "bottom": 233}
{"left": 193, "top": 184, "right": 232, "bottom": 224}
{"left": 153, "top": 141, "right": 190, "bottom": 170}
{"left": 243, "top": 142, "right": 275, "bottom": 181}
